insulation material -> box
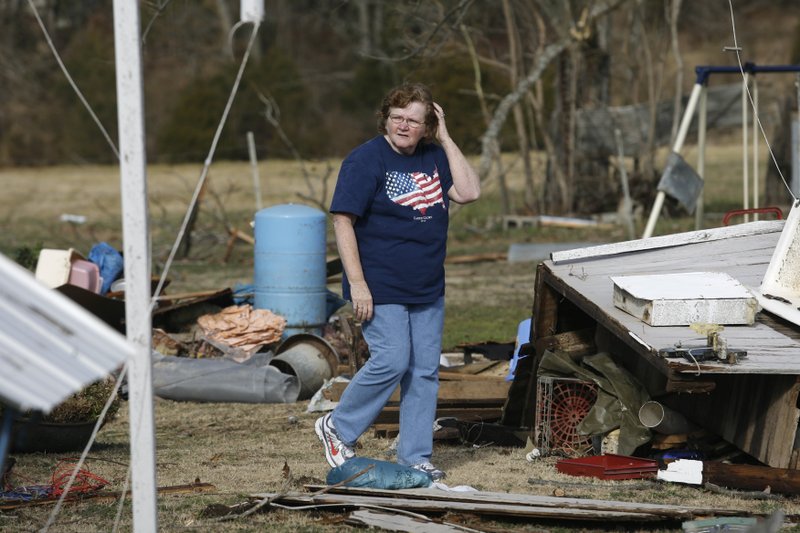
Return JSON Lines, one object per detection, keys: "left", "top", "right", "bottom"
{"left": 197, "top": 304, "right": 286, "bottom": 354}
{"left": 612, "top": 272, "right": 757, "bottom": 326}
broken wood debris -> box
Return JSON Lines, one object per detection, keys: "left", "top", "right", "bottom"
{"left": 323, "top": 355, "right": 512, "bottom": 438}
{"left": 345, "top": 509, "right": 474, "bottom": 531}
{"left": 444, "top": 252, "right": 507, "bottom": 264}
{"left": 703, "top": 461, "right": 800, "bottom": 496}
{"left": 246, "top": 485, "right": 778, "bottom": 524}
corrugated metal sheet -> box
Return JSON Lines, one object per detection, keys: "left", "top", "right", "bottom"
{"left": 0, "top": 253, "right": 134, "bottom": 413}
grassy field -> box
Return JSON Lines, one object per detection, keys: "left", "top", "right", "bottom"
{"left": 1, "top": 146, "right": 799, "bottom": 531}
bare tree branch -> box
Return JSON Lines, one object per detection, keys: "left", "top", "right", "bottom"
{"left": 478, "top": 0, "right": 628, "bottom": 181}
{"left": 360, "top": 0, "right": 475, "bottom": 62}
{"left": 256, "top": 88, "right": 333, "bottom": 212}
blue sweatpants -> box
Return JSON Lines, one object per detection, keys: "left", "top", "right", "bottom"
{"left": 331, "top": 296, "right": 444, "bottom": 466}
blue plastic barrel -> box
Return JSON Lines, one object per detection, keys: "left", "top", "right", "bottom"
{"left": 254, "top": 204, "right": 327, "bottom": 338}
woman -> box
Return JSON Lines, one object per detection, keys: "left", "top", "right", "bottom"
{"left": 315, "top": 82, "right": 479, "bottom": 481}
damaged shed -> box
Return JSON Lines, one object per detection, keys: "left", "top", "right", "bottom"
{"left": 504, "top": 218, "right": 800, "bottom": 469}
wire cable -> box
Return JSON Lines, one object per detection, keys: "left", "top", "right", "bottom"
{"left": 26, "top": 0, "right": 120, "bottom": 160}
{"left": 27, "top": 6, "right": 261, "bottom": 532}
{"left": 149, "top": 20, "right": 261, "bottom": 313}
{"left": 726, "top": 0, "right": 796, "bottom": 201}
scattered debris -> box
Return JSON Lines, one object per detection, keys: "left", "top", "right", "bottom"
{"left": 197, "top": 304, "right": 286, "bottom": 355}
{"left": 248, "top": 485, "right": 776, "bottom": 524}
{"left": 0, "top": 481, "right": 215, "bottom": 511}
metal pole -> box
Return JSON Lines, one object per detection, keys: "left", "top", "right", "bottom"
{"left": 614, "top": 128, "right": 636, "bottom": 240}
{"left": 247, "top": 131, "right": 263, "bottom": 211}
{"left": 753, "top": 77, "right": 759, "bottom": 220}
{"left": 695, "top": 85, "right": 707, "bottom": 230}
{"left": 742, "top": 73, "right": 749, "bottom": 222}
{"left": 112, "top": 1, "right": 158, "bottom": 531}
{"left": 642, "top": 82, "right": 704, "bottom": 238}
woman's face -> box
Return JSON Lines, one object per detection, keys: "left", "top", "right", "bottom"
{"left": 384, "top": 101, "right": 427, "bottom": 155}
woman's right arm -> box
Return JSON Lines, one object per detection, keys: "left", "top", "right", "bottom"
{"left": 333, "top": 212, "right": 373, "bottom": 321}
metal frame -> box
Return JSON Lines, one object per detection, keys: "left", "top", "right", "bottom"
{"left": 643, "top": 63, "right": 800, "bottom": 238}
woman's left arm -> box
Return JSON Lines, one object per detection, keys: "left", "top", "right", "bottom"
{"left": 433, "top": 103, "right": 480, "bottom": 205}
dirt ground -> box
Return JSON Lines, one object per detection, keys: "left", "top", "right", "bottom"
{"left": 3, "top": 259, "right": 800, "bottom": 532}
{"left": 2, "top": 156, "right": 799, "bottom": 531}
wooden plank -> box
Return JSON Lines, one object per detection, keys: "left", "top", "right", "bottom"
{"left": 704, "top": 461, "right": 800, "bottom": 495}
{"left": 374, "top": 407, "right": 502, "bottom": 424}
{"left": 257, "top": 491, "right": 666, "bottom": 522}
{"left": 534, "top": 327, "right": 596, "bottom": 360}
{"left": 372, "top": 424, "right": 462, "bottom": 440}
{"left": 293, "top": 485, "right": 756, "bottom": 520}
{"left": 550, "top": 220, "right": 783, "bottom": 264}
{"left": 445, "top": 252, "right": 507, "bottom": 264}
{"left": 347, "top": 509, "right": 468, "bottom": 532}
{"left": 439, "top": 360, "right": 503, "bottom": 375}
{"left": 323, "top": 379, "right": 510, "bottom": 403}
{"left": 438, "top": 370, "right": 507, "bottom": 381}
{"left": 670, "top": 374, "right": 800, "bottom": 469}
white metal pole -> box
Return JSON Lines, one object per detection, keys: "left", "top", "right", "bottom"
{"left": 614, "top": 128, "right": 636, "bottom": 240}
{"left": 112, "top": 1, "right": 158, "bottom": 531}
{"left": 742, "top": 73, "right": 749, "bottom": 222}
{"left": 247, "top": 131, "right": 263, "bottom": 211}
{"left": 642, "top": 82, "right": 704, "bottom": 238}
{"left": 753, "top": 78, "right": 759, "bottom": 220}
{"left": 695, "top": 85, "right": 707, "bottom": 230}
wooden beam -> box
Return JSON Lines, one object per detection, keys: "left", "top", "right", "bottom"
{"left": 704, "top": 461, "right": 800, "bottom": 495}
{"left": 438, "top": 370, "right": 507, "bottom": 381}
{"left": 256, "top": 486, "right": 766, "bottom": 522}
{"left": 323, "top": 379, "right": 510, "bottom": 403}
{"left": 534, "top": 327, "right": 596, "bottom": 361}
{"left": 374, "top": 407, "right": 502, "bottom": 424}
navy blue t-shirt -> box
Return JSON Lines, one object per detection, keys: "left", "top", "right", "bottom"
{"left": 330, "top": 136, "right": 454, "bottom": 304}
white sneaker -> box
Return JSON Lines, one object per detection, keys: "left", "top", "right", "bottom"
{"left": 411, "top": 461, "right": 446, "bottom": 481}
{"left": 315, "top": 413, "right": 355, "bottom": 468}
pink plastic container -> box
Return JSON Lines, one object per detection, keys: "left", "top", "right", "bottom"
{"left": 68, "top": 260, "right": 102, "bottom": 293}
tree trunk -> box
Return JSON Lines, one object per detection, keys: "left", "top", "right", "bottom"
{"left": 502, "top": 0, "right": 535, "bottom": 213}
{"left": 460, "top": 23, "right": 510, "bottom": 214}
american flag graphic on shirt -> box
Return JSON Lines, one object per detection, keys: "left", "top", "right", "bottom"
{"left": 385, "top": 168, "right": 444, "bottom": 215}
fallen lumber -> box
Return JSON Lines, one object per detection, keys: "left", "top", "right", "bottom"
{"left": 257, "top": 491, "right": 665, "bottom": 522}
{"left": 254, "top": 485, "right": 765, "bottom": 523}
{"left": 300, "top": 485, "right": 768, "bottom": 521}
{"left": 374, "top": 407, "right": 502, "bottom": 425}
{"left": 704, "top": 461, "right": 800, "bottom": 495}
{"left": 324, "top": 379, "right": 510, "bottom": 404}
{"left": 445, "top": 252, "right": 507, "bottom": 264}
{"left": 346, "top": 509, "right": 470, "bottom": 532}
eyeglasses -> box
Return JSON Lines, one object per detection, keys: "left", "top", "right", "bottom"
{"left": 388, "top": 114, "right": 424, "bottom": 129}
